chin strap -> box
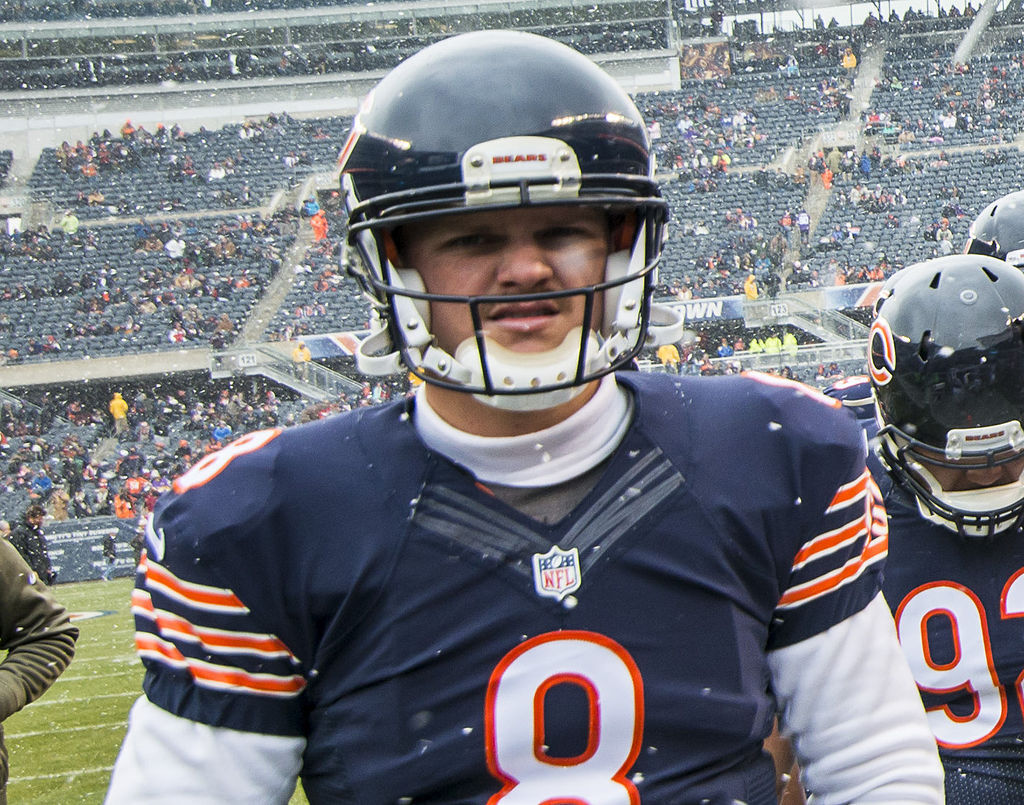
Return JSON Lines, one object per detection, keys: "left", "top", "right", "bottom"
{"left": 355, "top": 324, "right": 404, "bottom": 376}
{"left": 895, "top": 438, "right": 1024, "bottom": 538}
{"left": 356, "top": 313, "right": 476, "bottom": 384}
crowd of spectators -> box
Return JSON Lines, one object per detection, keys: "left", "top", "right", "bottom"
{"left": 0, "top": 0, "right": 1017, "bottom": 93}
{"left": 0, "top": 25, "right": 665, "bottom": 91}
{"left": 30, "top": 113, "right": 349, "bottom": 220}
{"left": 0, "top": 151, "right": 11, "bottom": 191}
{"left": 0, "top": 372, "right": 411, "bottom": 527}
{"left": 869, "top": 46, "right": 1024, "bottom": 149}
{"left": 1, "top": 8, "right": 1024, "bottom": 537}
{"left": 3, "top": 20, "right": 1021, "bottom": 327}
{"left": 264, "top": 191, "right": 372, "bottom": 341}
{"left": 0, "top": 210, "right": 297, "bottom": 361}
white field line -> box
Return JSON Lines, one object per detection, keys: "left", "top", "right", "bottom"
{"left": 11, "top": 765, "right": 115, "bottom": 782}
{"left": 22, "top": 690, "right": 139, "bottom": 707}
{"left": 8, "top": 721, "right": 127, "bottom": 740}
{"left": 58, "top": 666, "right": 142, "bottom": 684}
{"left": 66, "top": 652, "right": 138, "bottom": 665}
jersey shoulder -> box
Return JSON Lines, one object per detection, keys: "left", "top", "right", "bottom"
{"left": 152, "top": 400, "right": 422, "bottom": 554}
{"left": 621, "top": 370, "right": 865, "bottom": 459}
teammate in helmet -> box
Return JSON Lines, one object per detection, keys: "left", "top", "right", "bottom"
{"left": 964, "top": 188, "right": 1024, "bottom": 268}
{"left": 108, "top": 32, "right": 941, "bottom": 803}
{"left": 871, "top": 253, "right": 1024, "bottom": 798}
{"left": 871, "top": 254, "right": 1024, "bottom": 538}
{"left": 823, "top": 373, "right": 886, "bottom": 480}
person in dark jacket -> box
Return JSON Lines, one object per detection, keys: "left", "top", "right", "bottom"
{"left": 8, "top": 506, "right": 54, "bottom": 585}
{"left": 0, "top": 538, "right": 77, "bottom": 802}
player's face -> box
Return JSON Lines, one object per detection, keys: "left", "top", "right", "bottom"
{"left": 911, "top": 446, "right": 1024, "bottom": 492}
{"left": 394, "top": 206, "right": 612, "bottom": 357}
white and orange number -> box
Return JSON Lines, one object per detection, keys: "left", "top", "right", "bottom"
{"left": 485, "top": 631, "right": 644, "bottom": 804}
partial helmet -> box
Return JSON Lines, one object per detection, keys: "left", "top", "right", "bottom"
{"left": 339, "top": 30, "right": 682, "bottom": 411}
{"left": 964, "top": 189, "right": 1024, "bottom": 268}
{"left": 869, "top": 254, "right": 1024, "bottom": 538}
{"left": 823, "top": 375, "right": 876, "bottom": 424}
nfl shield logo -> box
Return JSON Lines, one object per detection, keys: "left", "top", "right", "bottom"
{"left": 532, "top": 545, "right": 582, "bottom": 601}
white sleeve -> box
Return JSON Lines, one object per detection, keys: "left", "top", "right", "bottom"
{"left": 767, "top": 593, "right": 944, "bottom": 804}
{"left": 105, "top": 696, "right": 305, "bottom": 804}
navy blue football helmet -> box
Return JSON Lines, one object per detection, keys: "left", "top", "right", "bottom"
{"left": 869, "top": 254, "right": 1024, "bottom": 537}
{"left": 338, "top": 30, "right": 681, "bottom": 410}
{"left": 965, "top": 189, "right": 1024, "bottom": 268}
{"left": 823, "top": 375, "right": 876, "bottom": 424}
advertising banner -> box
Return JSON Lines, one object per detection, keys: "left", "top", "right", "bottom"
{"left": 44, "top": 516, "right": 138, "bottom": 584}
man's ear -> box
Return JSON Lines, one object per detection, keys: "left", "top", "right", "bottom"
{"left": 612, "top": 213, "right": 637, "bottom": 252}
{"left": 383, "top": 230, "right": 402, "bottom": 266}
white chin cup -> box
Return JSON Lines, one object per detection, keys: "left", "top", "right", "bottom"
{"left": 454, "top": 327, "right": 604, "bottom": 411}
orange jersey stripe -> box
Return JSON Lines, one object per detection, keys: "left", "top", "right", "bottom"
{"left": 790, "top": 471, "right": 880, "bottom": 565}
{"left": 136, "top": 632, "right": 187, "bottom": 665}
{"left": 793, "top": 472, "right": 882, "bottom": 568}
{"left": 136, "top": 634, "right": 305, "bottom": 698}
{"left": 186, "top": 658, "right": 306, "bottom": 696}
{"left": 791, "top": 518, "right": 868, "bottom": 569}
{"left": 133, "top": 589, "right": 297, "bottom": 660}
{"left": 142, "top": 554, "right": 250, "bottom": 614}
{"left": 778, "top": 534, "right": 888, "bottom": 608}
{"left": 826, "top": 470, "right": 870, "bottom": 513}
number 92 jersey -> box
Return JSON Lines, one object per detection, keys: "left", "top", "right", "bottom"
{"left": 132, "top": 372, "right": 884, "bottom": 803}
{"left": 882, "top": 485, "right": 1024, "bottom": 760}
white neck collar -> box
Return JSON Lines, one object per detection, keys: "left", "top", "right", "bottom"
{"left": 413, "top": 375, "right": 631, "bottom": 487}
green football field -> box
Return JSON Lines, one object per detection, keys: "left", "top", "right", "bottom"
{"left": 4, "top": 578, "right": 309, "bottom": 803}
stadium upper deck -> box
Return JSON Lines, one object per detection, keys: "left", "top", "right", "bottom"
{"left": 0, "top": 0, "right": 671, "bottom": 76}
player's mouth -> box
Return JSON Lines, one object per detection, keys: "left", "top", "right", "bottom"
{"left": 485, "top": 301, "right": 562, "bottom": 332}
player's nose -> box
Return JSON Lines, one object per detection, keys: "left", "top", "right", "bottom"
{"left": 495, "top": 240, "right": 554, "bottom": 288}
{"left": 963, "top": 464, "right": 1018, "bottom": 488}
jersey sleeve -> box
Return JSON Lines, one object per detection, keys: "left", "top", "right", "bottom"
{"left": 129, "top": 428, "right": 310, "bottom": 737}
{"left": 107, "top": 696, "right": 304, "bottom": 804}
{"left": 746, "top": 373, "right": 890, "bottom": 651}
{"left": 768, "top": 593, "right": 944, "bottom": 803}
{"left": 769, "top": 460, "right": 889, "bottom": 649}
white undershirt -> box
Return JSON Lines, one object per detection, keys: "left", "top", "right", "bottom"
{"left": 413, "top": 375, "right": 631, "bottom": 487}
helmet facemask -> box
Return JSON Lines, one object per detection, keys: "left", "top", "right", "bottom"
{"left": 878, "top": 423, "right": 1024, "bottom": 539}
{"left": 870, "top": 254, "right": 1024, "bottom": 539}
{"left": 346, "top": 169, "right": 676, "bottom": 410}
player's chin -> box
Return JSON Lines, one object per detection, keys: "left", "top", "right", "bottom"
{"left": 483, "top": 319, "right": 582, "bottom": 351}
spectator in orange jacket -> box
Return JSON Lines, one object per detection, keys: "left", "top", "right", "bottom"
{"left": 311, "top": 210, "right": 329, "bottom": 241}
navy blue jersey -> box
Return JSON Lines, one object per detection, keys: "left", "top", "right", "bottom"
{"left": 882, "top": 485, "right": 1024, "bottom": 784}
{"left": 132, "top": 372, "right": 885, "bottom": 803}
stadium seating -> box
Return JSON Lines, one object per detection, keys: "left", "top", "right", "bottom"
{"left": 5, "top": 5, "right": 1024, "bottom": 532}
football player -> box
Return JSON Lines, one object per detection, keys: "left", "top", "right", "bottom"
{"left": 965, "top": 188, "right": 1024, "bottom": 268}
{"left": 823, "top": 373, "right": 885, "bottom": 480}
{"left": 107, "top": 31, "right": 942, "bottom": 803}
{"left": 870, "top": 253, "right": 1024, "bottom": 798}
